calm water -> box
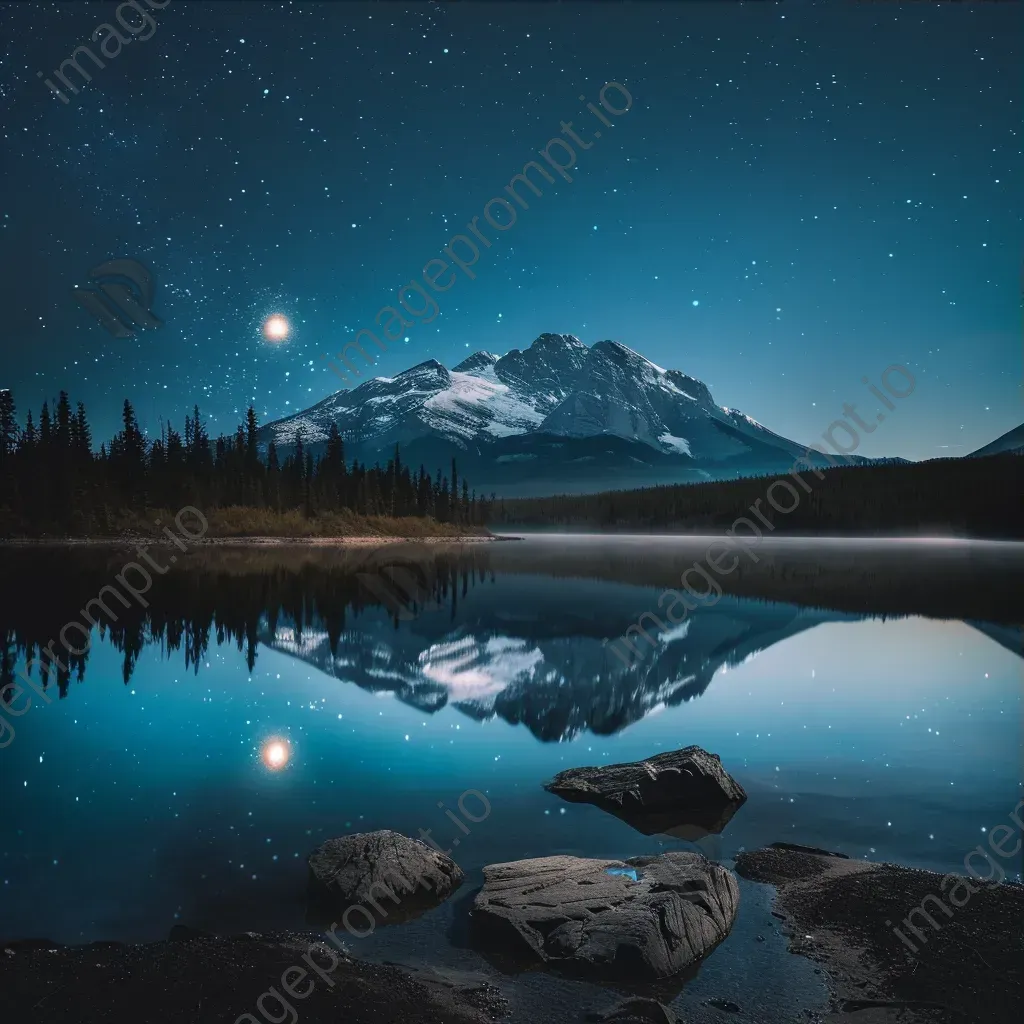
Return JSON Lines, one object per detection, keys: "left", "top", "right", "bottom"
{"left": 1, "top": 536, "right": 1021, "bottom": 1017}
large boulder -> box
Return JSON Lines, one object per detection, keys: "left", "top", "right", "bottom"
{"left": 472, "top": 851, "right": 738, "bottom": 980}
{"left": 544, "top": 746, "right": 746, "bottom": 837}
{"left": 307, "top": 829, "right": 464, "bottom": 925}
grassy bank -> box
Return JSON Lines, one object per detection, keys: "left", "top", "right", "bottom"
{"left": 0, "top": 506, "right": 491, "bottom": 541}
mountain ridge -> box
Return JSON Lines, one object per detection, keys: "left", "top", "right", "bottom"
{"left": 259, "top": 333, "right": 920, "bottom": 496}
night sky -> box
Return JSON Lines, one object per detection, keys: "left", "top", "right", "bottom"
{"left": 0, "top": 0, "right": 1019, "bottom": 460}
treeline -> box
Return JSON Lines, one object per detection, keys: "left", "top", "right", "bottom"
{"left": 0, "top": 548, "right": 491, "bottom": 699}
{"left": 0, "top": 389, "right": 493, "bottom": 536}
{"left": 494, "top": 454, "right": 1024, "bottom": 539}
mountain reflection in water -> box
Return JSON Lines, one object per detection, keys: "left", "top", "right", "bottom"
{"left": 259, "top": 593, "right": 854, "bottom": 742}
{"left": 2, "top": 537, "right": 1020, "bottom": 739}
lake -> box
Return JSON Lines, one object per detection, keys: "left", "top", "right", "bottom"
{"left": 1, "top": 536, "right": 1021, "bottom": 1021}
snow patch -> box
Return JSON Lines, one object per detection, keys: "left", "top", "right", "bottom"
{"left": 421, "top": 371, "right": 545, "bottom": 440}
{"left": 658, "top": 431, "right": 692, "bottom": 456}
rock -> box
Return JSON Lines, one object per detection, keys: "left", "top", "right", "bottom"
{"left": 544, "top": 746, "right": 746, "bottom": 838}
{"left": 472, "top": 851, "right": 738, "bottom": 980}
{"left": 735, "top": 843, "right": 1024, "bottom": 1024}
{"left": 587, "top": 996, "right": 679, "bottom": 1022}
{"left": 307, "top": 829, "right": 464, "bottom": 925}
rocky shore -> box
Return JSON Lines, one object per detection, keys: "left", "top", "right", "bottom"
{"left": 7, "top": 747, "right": 1019, "bottom": 1024}
{"left": 735, "top": 843, "right": 1024, "bottom": 1024}
{"left": 0, "top": 931, "right": 507, "bottom": 1024}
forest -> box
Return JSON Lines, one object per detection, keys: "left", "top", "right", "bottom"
{"left": 0, "top": 388, "right": 492, "bottom": 537}
{"left": 494, "top": 453, "right": 1024, "bottom": 539}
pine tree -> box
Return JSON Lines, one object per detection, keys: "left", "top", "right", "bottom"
{"left": 0, "top": 390, "right": 16, "bottom": 466}
{"left": 21, "top": 410, "right": 36, "bottom": 450}
{"left": 55, "top": 392, "right": 72, "bottom": 449}
{"left": 245, "top": 407, "right": 259, "bottom": 465}
{"left": 450, "top": 458, "right": 459, "bottom": 523}
{"left": 39, "top": 401, "right": 52, "bottom": 446}
{"left": 304, "top": 449, "right": 314, "bottom": 518}
{"left": 267, "top": 441, "right": 281, "bottom": 512}
{"left": 322, "top": 423, "right": 346, "bottom": 510}
{"left": 73, "top": 403, "right": 92, "bottom": 461}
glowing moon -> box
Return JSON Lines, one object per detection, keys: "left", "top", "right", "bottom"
{"left": 262, "top": 314, "right": 290, "bottom": 342}
{"left": 261, "top": 738, "right": 291, "bottom": 770}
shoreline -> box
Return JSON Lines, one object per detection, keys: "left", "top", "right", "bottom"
{"left": 5, "top": 843, "right": 1021, "bottom": 1023}
{"left": 0, "top": 534, "right": 503, "bottom": 548}
{"left": 6, "top": 531, "right": 1024, "bottom": 546}
{"left": 0, "top": 931, "right": 506, "bottom": 1024}
{"left": 735, "top": 843, "right": 1023, "bottom": 1024}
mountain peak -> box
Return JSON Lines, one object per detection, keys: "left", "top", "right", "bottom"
{"left": 396, "top": 358, "right": 450, "bottom": 383}
{"left": 453, "top": 351, "right": 499, "bottom": 374}
{"left": 592, "top": 338, "right": 651, "bottom": 362}
{"left": 531, "top": 332, "right": 587, "bottom": 352}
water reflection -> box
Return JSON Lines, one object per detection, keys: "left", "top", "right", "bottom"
{"left": 261, "top": 737, "right": 291, "bottom": 770}
{"left": 0, "top": 538, "right": 1020, "bottom": 946}
{"left": 3, "top": 539, "right": 1021, "bottom": 741}
{"left": 259, "top": 594, "right": 854, "bottom": 741}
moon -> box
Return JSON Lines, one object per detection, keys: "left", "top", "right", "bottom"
{"left": 262, "top": 314, "right": 290, "bottom": 342}
{"left": 261, "top": 738, "right": 291, "bottom": 770}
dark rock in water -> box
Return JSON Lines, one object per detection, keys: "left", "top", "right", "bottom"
{"left": 307, "top": 829, "right": 464, "bottom": 925}
{"left": 544, "top": 746, "right": 747, "bottom": 839}
{"left": 601, "top": 807, "right": 740, "bottom": 845}
{"left": 472, "top": 850, "right": 738, "bottom": 980}
{"left": 706, "top": 997, "right": 741, "bottom": 1012}
{"left": 168, "top": 924, "right": 211, "bottom": 942}
{"left": 587, "top": 996, "right": 679, "bottom": 1022}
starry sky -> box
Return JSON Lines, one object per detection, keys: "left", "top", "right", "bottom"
{"left": 0, "top": 0, "right": 1019, "bottom": 459}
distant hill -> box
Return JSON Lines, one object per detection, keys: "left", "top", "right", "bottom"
{"left": 970, "top": 421, "right": 1024, "bottom": 457}
{"left": 494, "top": 453, "right": 1024, "bottom": 539}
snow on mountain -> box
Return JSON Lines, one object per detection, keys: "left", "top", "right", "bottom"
{"left": 490, "top": 332, "right": 590, "bottom": 410}
{"left": 420, "top": 369, "right": 546, "bottom": 440}
{"left": 535, "top": 339, "right": 810, "bottom": 462}
{"left": 261, "top": 331, "right": 819, "bottom": 489}
{"left": 452, "top": 351, "right": 499, "bottom": 374}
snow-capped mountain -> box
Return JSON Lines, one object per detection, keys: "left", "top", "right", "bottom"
{"left": 261, "top": 333, "right": 829, "bottom": 495}
{"left": 537, "top": 339, "right": 811, "bottom": 463}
